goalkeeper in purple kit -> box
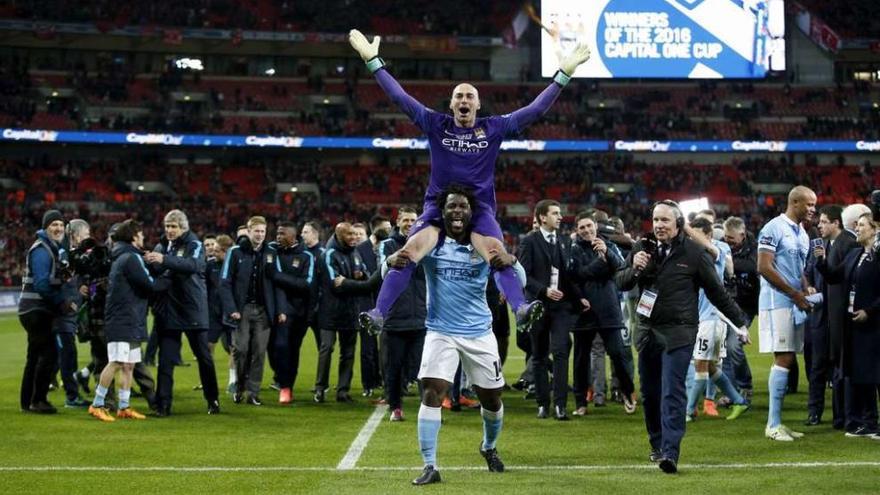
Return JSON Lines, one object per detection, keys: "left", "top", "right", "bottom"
{"left": 349, "top": 29, "right": 591, "bottom": 335}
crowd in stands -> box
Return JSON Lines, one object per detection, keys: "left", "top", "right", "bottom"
{"left": 2, "top": 153, "right": 876, "bottom": 287}
{"left": 2, "top": 0, "right": 510, "bottom": 36}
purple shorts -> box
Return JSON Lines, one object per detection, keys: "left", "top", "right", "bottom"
{"left": 410, "top": 201, "right": 503, "bottom": 241}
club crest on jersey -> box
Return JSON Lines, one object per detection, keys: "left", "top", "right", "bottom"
{"left": 292, "top": 259, "right": 301, "bottom": 268}
{"left": 267, "top": 254, "right": 274, "bottom": 264}
{"left": 470, "top": 251, "right": 481, "bottom": 263}
{"left": 474, "top": 127, "right": 486, "bottom": 139}
{"left": 176, "top": 249, "right": 185, "bottom": 257}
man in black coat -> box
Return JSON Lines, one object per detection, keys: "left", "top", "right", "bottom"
{"left": 803, "top": 205, "right": 842, "bottom": 426}
{"left": 353, "top": 215, "right": 392, "bottom": 397}
{"left": 144, "top": 210, "right": 219, "bottom": 416}
{"left": 301, "top": 221, "right": 325, "bottom": 351}
{"left": 569, "top": 212, "right": 636, "bottom": 416}
{"left": 616, "top": 201, "right": 748, "bottom": 474}
{"left": 721, "top": 216, "right": 756, "bottom": 398}
{"left": 220, "top": 216, "right": 281, "bottom": 406}
{"left": 270, "top": 221, "right": 317, "bottom": 404}
{"left": 377, "top": 207, "right": 426, "bottom": 420}
{"left": 519, "top": 199, "right": 588, "bottom": 420}
{"left": 314, "top": 222, "right": 379, "bottom": 403}
{"left": 88, "top": 220, "right": 170, "bottom": 422}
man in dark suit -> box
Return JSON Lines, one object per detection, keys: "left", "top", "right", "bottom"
{"left": 804, "top": 205, "right": 842, "bottom": 426}
{"left": 822, "top": 204, "right": 869, "bottom": 427}
{"left": 518, "top": 199, "right": 588, "bottom": 420}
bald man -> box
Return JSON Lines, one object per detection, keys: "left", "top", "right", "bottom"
{"left": 349, "top": 29, "right": 592, "bottom": 336}
{"left": 757, "top": 185, "right": 817, "bottom": 441}
{"left": 313, "top": 221, "right": 378, "bottom": 403}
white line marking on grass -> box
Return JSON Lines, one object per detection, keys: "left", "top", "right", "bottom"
{"left": 336, "top": 404, "right": 389, "bottom": 470}
{"left": 2, "top": 461, "right": 880, "bottom": 473}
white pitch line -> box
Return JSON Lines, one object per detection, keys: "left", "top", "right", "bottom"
{"left": 2, "top": 461, "right": 880, "bottom": 473}
{"left": 336, "top": 404, "right": 389, "bottom": 470}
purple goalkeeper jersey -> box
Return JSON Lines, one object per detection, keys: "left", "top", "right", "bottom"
{"left": 374, "top": 69, "right": 563, "bottom": 214}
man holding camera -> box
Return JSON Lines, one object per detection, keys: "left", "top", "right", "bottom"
{"left": 19, "top": 210, "right": 72, "bottom": 414}
{"left": 144, "top": 210, "right": 220, "bottom": 415}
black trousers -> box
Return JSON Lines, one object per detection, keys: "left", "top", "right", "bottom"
{"left": 382, "top": 329, "right": 426, "bottom": 409}
{"left": 359, "top": 327, "right": 382, "bottom": 390}
{"left": 530, "top": 308, "right": 574, "bottom": 409}
{"left": 157, "top": 328, "right": 218, "bottom": 409}
{"left": 573, "top": 327, "right": 636, "bottom": 408}
{"left": 807, "top": 322, "right": 835, "bottom": 419}
{"left": 54, "top": 332, "right": 79, "bottom": 400}
{"left": 845, "top": 379, "right": 879, "bottom": 432}
{"left": 20, "top": 311, "right": 58, "bottom": 409}
{"left": 274, "top": 318, "right": 310, "bottom": 389}
{"left": 639, "top": 338, "right": 692, "bottom": 463}
{"left": 315, "top": 328, "right": 357, "bottom": 396}
{"left": 491, "top": 301, "right": 510, "bottom": 366}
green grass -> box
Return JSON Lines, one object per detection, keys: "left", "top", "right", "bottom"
{"left": 1, "top": 313, "right": 878, "bottom": 494}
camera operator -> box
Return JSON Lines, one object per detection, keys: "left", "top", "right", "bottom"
{"left": 19, "top": 210, "right": 72, "bottom": 414}
{"left": 88, "top": 219, "right": 170, "bottom": 422}
{"left": 53, "top": 219, "right": 91, "bottom": 408}
{"left": 144, "top": 209, "right": 220, "bottom": 416}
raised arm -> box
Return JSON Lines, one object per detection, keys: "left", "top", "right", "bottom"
{"left": 350, "top": 29, "right": 429, "bottom": 126}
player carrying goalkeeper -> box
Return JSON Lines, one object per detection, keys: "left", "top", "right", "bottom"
{"left": 349, "top": 28, "right": 591, "bottom": 335}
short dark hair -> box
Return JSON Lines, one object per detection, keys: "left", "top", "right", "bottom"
{"left": 398, "top": 206, "right": 417, "bottom": 217}
{"left": 204, "top": 233, "right": 217, "bottom": 240}
{"left": 819, "top": 205, "right": 843, "bottom": 228}
{"left": 113, "top": 219, "right": 142, "bottom": 243}
{"left": 436, "top": 184, "right": 476, "bottom": 212}
{"left": 278, "top": 220, "right": 297, "bottom": 230}
{"left": 575, "top": 210, "right": 594, "bottom": 223}
{"left": 592, "top": 209, "right": 610, "bottom": 222}
{"left": 690, "top": 217, "right": 713, "bottom": 236}
{"left": 535, "top": 199, "right": 561, "bottom": 222}
{"left": 370, "top": 215, "right": 389, "bottom": 231}
{"left": 352, "top": 222, "right": 367, "bottom": 231}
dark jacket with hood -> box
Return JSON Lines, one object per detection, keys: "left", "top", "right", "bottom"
{"left": 105, "top": 241, "right": 170, "bottom": 343}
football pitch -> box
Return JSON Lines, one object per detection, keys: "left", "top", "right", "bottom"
{"left": 0, "top": 314, "right": 878, "bottom": 494}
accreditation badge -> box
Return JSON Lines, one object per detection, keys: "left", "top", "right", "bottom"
{"left": 176, "top": 249, "right": 185, "bottom": 257}
{"left": 292, "top": 258, "right": 301, "bottom": 268}
{"left": 267, "top": 253, "right": 274, "bottom": 264}
{"left": 636, "top": 289, "right": 659, "bottom": 318}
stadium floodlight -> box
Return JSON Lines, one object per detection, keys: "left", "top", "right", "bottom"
{"left": 174, "top": 58, "right": 204, "bottom": 71}
{"left": 137, "top": 184, "right": 145, "bottom": 191}
{"left": 290, "top": 186, "right": 298, "bottom": 192}
{"left": 678, "top": 197, "right": 710, "bottom": 220}
{"left": 265, "top": 68, "right": 276, "bottom": 76}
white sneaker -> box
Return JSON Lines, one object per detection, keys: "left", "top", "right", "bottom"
{"left": 781, "top": 424, "right": 805, "bottom": 438}
{"left": 765, "top": 425, "right": 795, "bottom": 442}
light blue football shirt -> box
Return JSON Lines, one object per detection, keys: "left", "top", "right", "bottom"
{"left": 698, "top": 239, "right": 732, "bottom": 321}
{"left": 757, "top": 214, "right": 809, "bottom": 310}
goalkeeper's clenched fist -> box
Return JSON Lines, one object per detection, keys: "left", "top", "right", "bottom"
{"left": 349, "top": 29, "right": 380, "bottom": 62}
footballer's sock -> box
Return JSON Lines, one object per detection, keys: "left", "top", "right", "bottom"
{"left": 687, "top": 372, "right": 708, "bottom": 416}
{"left": 493, "top": 268, "right": 525, "bottom": 312}
{"left": 767, "top": 365, "right": 789, "bottom": 428}
{"left": 481, "top": 405, "right": 504, "bottom": 451}
{"left": 711, "top": 369, "right": 745, "bottom": 405}
{"left": 118, "top": 388, "right": 131, "bottom": 410}
{"left": 78, "top": 366, "right": 91, "bottom": 378}
{"left": 228, "top": 368, "right": 237, "bottom": 384}
{"left": 92, "top": 385, "right": 108, "bottom": 408}
{"left": 375, "top": 263, "right": 415, "bottom": 317}
{"left": 705, "top": 378, "right": 716, "bottom": 400}
{"left": 418, "top": 404, "right": 442, "bottom": 467}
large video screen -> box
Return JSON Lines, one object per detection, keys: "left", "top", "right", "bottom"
{"left": 540, "top": 0, "right": 785, "bottom": 79}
